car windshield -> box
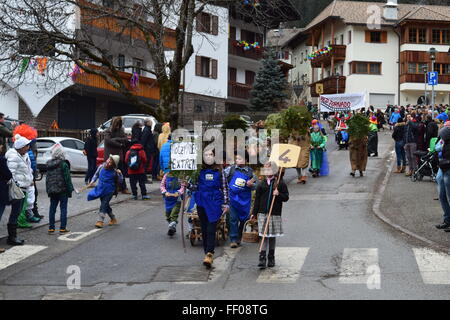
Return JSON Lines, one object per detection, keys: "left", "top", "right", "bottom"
{"left": 36, "top": 140, "right": 55, "bottom": 149}
{"left": 124, "top": 118, "right": 145, "bottom": 128}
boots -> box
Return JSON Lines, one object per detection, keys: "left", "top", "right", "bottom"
{"left": 6, "top": 224, "right": 24, "bottom": 246}
{"left": 300, "top": 176, "right": 308, "bottom": 184}
{"left": 405, "top": 170, "right": 413, "bottom": 177}
{"left": 394, "top": 166, "right": 401, "bottom": 173}
{"left": 258, "top": 251, "right": 267, "bottom": 269}
{"left": 26, "top": 210, "right": 40, "bottom": 223}
{"left": 400, "top": 166, "right": 406, "bottom": 173}
{"left": 203, "top": 252, "right": 214, "bottom": 269}
{"left": 267, "top": 250, "right": 275, "bottom": 268}
{"left": 17, "top": 210, "right": 32, "bottom": 228}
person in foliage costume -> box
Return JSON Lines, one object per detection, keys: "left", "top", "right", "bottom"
{"left": 310, "top": 125, "right": 327, "bottom": 177}
{"left": 347, "top": 114, "right": 370, "bottom": 177}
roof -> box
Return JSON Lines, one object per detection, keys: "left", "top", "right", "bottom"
{"left": 305, "top": 1, "right": 450, "bottom": 31}
{"left": 266, "top": 28, "right": 304, "bottom": 47}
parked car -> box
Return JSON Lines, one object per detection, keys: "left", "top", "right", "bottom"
{"left": 97, "top": 114, "right": 158, "bottom": 136}
{"left": 36, "top": 137, "right": 88, "bottom": 172}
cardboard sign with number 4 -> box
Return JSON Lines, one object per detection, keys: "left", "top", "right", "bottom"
{"left": 269, "top": 144, "right": 301, "bottom": 168}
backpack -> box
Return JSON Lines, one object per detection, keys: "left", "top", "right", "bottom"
{"left": 128, "top": 148, "right": 141, "bottom": 170}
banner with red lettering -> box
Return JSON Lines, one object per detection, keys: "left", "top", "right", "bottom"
{"left": 319, "top": 93, "right": 366, "bottom": 112}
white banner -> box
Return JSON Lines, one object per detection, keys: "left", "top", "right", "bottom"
{"left": 171, "top": 142, "right": 198, "bottom": 171}
{"left": 320, "top": 93, "right": 366, "bottom": 112}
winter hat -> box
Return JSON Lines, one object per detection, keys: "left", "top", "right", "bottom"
{"left": 439, "top": 126, "right": 450, "bottom": 142}
{"left": 51, "top": 143, "right": 65, "bottom": 160}
{"left": 109, "top": 154, "right": 120, "bottom": 168}
{"left": 13, "top": 134, "right": 31, "bottom": 149}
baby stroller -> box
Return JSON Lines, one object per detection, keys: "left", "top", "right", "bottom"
{"left": 411, "top": 150, "right": 439, "bottom": 182}
{"left": 335, "top": 129, "right": 349, "bottom": 150}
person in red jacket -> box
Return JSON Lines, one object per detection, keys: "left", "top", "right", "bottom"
{"left": 125, "top": 141, "right": 149, "bottom": 200}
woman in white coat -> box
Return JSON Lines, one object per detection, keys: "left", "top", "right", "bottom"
{"left": 5, "top": 134, "right": 39, "bottom": 224}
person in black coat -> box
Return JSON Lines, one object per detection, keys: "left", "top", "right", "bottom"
{"left": 84, "top": 128, "right": 99, "bottom": 185}
{"left": 140, "top": 118, "right": 155, "bottom": 182}
{"left": 0, "top": 145, "right": 25, "bottom": 250}
{"left": 425, "top": 115, "right": 439, "bottom": 150}
{"left": 131, "top": 121, "right": 143, "bottom": 143}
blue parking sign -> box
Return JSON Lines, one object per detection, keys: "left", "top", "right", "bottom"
{"left": 428, "top": 72, "right": 438, "bottom": 86}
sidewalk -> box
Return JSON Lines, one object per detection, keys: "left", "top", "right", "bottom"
{"left": 0, "top": 175, "right": 161, "bottom": 238}
{"left": 379, "top": 137, "right": 450, "bottom": 248}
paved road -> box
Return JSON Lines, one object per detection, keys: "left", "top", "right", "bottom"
{"left": 0, "top": 130, "right": 449, "bottom": 300}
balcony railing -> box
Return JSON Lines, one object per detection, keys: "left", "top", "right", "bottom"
{"left": 310, "top": 76, "right": 346, "bottom": 97}
{"left": 400, "top": 73, "right": 450, "bottom": 84}
{"left": 311, "top": 45, "right": 347, "bottom": 68}
{"left": 228, "top": 81, "right": 252, "bottom": 99}
{"left": 74, "top": 64, "right": 160, "bottom": 100}
{"left": 229, "top": 39, "right": 264, "bottom": 60}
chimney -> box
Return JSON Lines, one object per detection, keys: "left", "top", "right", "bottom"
{"left": 383, "top": 0, "right": 398, "bottom": 21}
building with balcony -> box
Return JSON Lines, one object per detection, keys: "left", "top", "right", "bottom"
{"left": 284, "top": 0, "right": 450, "bottom": 110}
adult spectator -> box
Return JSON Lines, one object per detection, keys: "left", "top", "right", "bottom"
{"left": 140, "top": 118, "right": 156, "bottom": 183}
{"left": 104, "top": 117, "right": 130, "bottom": 194}
{"left": 404, "top": 113, "right": 419, "bottom": 176}
{"left": 392, "top": 118, "right": 406, "bottom": 173}
{"left": 425, "top": 115, "right": 439, "bottom": 149}
{"left": 435, "top": 126, "right": 450, "bottom": 232}
{"left": 0, "top": 113, "right": 12, "bottom": 156}
{"left": 131, "top": 121, "right": 143, "bottom": 143}
{"left": 84, "top": 128, "right": 99, "bottom": 185}
{"left": 0, "top": 144, "right": 25, "bottom": 250}
{"left": 416, "top": 115, "right": 427, "bottom": 152}
{"left": 389, "top": 108, "right": 402, "bottom": 128}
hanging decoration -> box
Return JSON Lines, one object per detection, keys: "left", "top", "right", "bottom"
{"left": 234, "top": 40, "right": 261, "bottom": 51}
{"left": 242, "top": 0, "right": 260, "bottom": 7}
{"left": 130, "top": 72, "right": 139, "bottom": 89}
{"left": 68, "top": 62, "right": 86, "bottom": 82}
{"left": 19, "top": 58, "right": 30, "bottom": 74}
{"left": 307, "top": 46, "right": 333, "bottom": 61}
{"left": 36, "top": 57, "right": 48, "bottom": 75}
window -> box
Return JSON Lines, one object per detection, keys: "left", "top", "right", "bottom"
{"left": 435, "top": 64, "right": 450, "bottom": 75}
{"left": 432, "top": 29, "right": 450, "bottom": 44}
{"left": 365, "top": 31, "right": 387, "bottom": 43}
{"left": 340, "top": 34, "right": 344, "bottom": 45}
{"left": 132, "top": 58, "right": 143, "bottom": 75}
{"left": 301, "top": 52, "right": 304, "bottom": 63}
{"left": 117, "top": 54, "right": 125, "bottom": 71}
{"left": 432, "top": 29, "right": 441, "bottom": 44}
{"left": 370, "top": 31, "right": 381, "bottom": 43}
{"left": 197, "top": 13, "right": 218, "bottom": 35}
{"left": 418, "top": 28, "right": 427, "bottom": 43}
{"left": 74, "top": 140, "right": 85, "bottom": 151}
{"left": 408, "top": 63, "right": 428, "bottom": 74}
{"left": 195, "top": 56, "right": 217, "bottom": 79}
{"left": 409, "top": 28, "right": 417, "bottom": 43}
{"left": 60, "top": 140, "right": 77, "bottom": 150}
{"left": 340, "top": 65, "right": 344, "bottom": 76}
{"left": 18, "top": 30, "right": 56, "bottom": 57}
{"left": 348, "top": 30, "right": 352, "bottom": 44}
{"left": 245, "top": 71, "right": 255, "bottom": 85}
{"left": 444, "top": 30, "right": 450, "bottom": 44}
{"left": 229, "top": 67, "right": 237, "bottom": 82}
{"left": 36, "top": 140, "right": 55, "bottom": 149}
{"left": 408, "top": 28, "right": 427, "bottom": 43}
{"left": 351, "top": 62, "right": 382, "bottom": 75}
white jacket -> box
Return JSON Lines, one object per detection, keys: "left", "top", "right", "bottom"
{"left": 5, "top": 148, "right": 33, "bottom": 188}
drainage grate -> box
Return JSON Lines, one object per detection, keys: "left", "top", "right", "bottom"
{"left": 152, "top": 266, "right": 210, "bottom": 282}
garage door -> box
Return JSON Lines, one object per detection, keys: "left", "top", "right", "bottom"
{"left": 369, "top": 94, "right": 396, "bottom": 110}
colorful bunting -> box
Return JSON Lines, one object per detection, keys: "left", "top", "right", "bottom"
{"left": 307, "top": 46, "right": 333, "bottom": 61}
{"left": 234, "top": 40, "right": 261, "bottom": 51}
{"left": 19, "top": 58, "right": 30, "bottom": 74}
{"left": 130, "top": 72, "right": 139, "bottom": 89}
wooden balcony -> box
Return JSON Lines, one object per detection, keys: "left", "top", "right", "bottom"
{"left": 228, "top": 81, "right": 252, "bottom": 99}
{"left": 229, "top": 39, "right": 264, "bottom": 60}
{"left": 311, "top": 45, "right": 347, "bottom": 68}
{"left": 310, "top": 76, "right": 346, "bottom": 97}
{"left": 75, "top": 64, "right": 160, "bottom": 100}
{"left": 400, "top": 73, "right": 450, "bottom": 84}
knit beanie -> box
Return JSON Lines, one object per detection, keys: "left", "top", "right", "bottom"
{"left": 13, "top": 134, "right": 31, "bottom": 149}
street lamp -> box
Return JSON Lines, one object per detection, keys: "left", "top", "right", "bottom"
{"left": 423, "top": 65, "right": 427, "bottom": 106}
{"left": 428, "top": 47, "right": 437, "bottom": 117}
{"left": 336, "top": 72, "right": 340, "bottom": 94}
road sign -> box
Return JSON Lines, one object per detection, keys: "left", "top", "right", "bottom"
{"left": 428, "top": 72, "right": 438, "bottom": 86}
{"left": 269, "top": 144, "right": 301, "bottom": 168}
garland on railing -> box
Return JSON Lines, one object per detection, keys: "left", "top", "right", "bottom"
{"left": 307, "top": 46, "right": 333, "bottom": 61}
{"left": 130, "top": 72, "right": 139, "bottom": 89}
{"left": 234, "top": 40, "right": 261, "bottom": 51}
{"left": 242, "top": 0, "right": 260, "bottom": 7}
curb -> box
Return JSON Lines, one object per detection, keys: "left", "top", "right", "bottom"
{"left": 371, "top": 146, "right": 450, "bottom": 255}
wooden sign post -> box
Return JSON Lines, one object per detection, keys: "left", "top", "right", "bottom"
{"left": 259, "top": 144, "right": 301, "bottom": 252}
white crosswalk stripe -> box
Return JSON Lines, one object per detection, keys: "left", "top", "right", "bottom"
{"left": 413, "top": 248, "right": 450, "bottom": 284}
{"left": 58, "top": 229, "right": 100, "bottom": 242}
{"left": 256, "top": 247, "right": 309, "bottom": 283}
{"left": 339, "top": 248, "right": 380, "bottom": 285}
{"left": 0, "top": 245, "right": 47, "bottom": 271}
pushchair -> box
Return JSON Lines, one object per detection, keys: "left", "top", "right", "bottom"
{"left": 335, "top": 129, "right": 349, "bottom": 150}
{"left": 411, "top": 150, "right": 439, "bottom": 182}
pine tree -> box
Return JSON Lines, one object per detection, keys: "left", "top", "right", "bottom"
{"left": 249, "top": 50, "right": 287, "bottom": 112}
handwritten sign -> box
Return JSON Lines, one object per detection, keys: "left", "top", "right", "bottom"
{"left": 171, "top": 142, "right": 198, "bottom": 171}
{"left": 269, "top": 144, "right": 301, "bottom": 168}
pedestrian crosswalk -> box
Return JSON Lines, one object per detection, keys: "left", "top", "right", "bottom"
{"left": 1, "top": 245, "right": 450, "bottom": 286}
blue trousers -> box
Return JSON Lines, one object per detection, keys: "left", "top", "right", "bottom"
{"left": 395, "top": 141, "right": 406, "bottom": 167}
{"left": 49, "top": 194, "right": 68, "bottom": 229}
{"left": 437, "top": 169, "right": 450, "bottom": 224}
{"left": 197, "top": 206, "right": 217, "bottom": 254}
{"left": 229, "top": 205, "right": 248, "bottom": 243}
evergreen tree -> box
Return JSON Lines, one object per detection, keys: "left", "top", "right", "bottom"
{"left": 249, "top": 50, "right": 288, "bottom": 112}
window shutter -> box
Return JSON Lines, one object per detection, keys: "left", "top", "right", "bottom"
{"left": 195, "top": 56, "right": 201, "bottom": 76}
{"left": 381, "top": 31, "right": 387, "bottom": 43}
{"left": 211, "top": 59, "right": 218, "bottom": 79}
{"left": 212, "top": 15, "right": 218, "bottom": 35}
{"left": 365, "top": 31, "right": 370, "bottom": 43}
{"left": 229, "top": 67, "right": 237, "bottom": 82}
{"left": 230, "top": 27, "right": 236, "bottom": 40}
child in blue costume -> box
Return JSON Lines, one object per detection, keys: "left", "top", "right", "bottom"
{"left": 87, "top": 155, "right": 123, "bottom": 228}
{"left": 224, "top": 152, "right": 257, "bottom": 248}
{"left": 189, "top": 148, "right": 229, "bottom": 269}
{"left": 160, "top": 171, "right": 186, "bottom": 236}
